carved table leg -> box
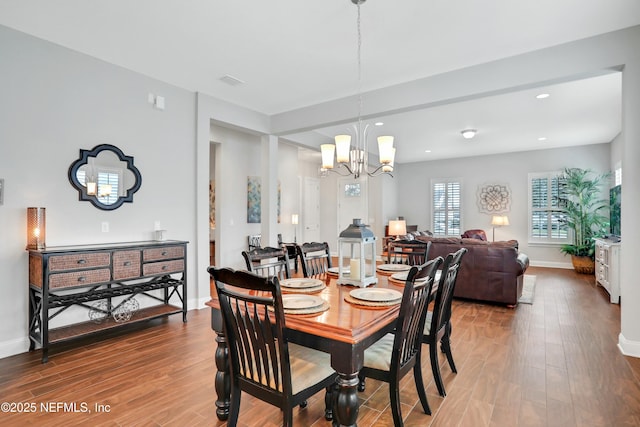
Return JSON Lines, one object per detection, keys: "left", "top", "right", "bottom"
{"left": 333, "top": 373, "right": 359, "bottom": 426}
{"left": 214, "top": 329, "right": 230, "bottom": 420}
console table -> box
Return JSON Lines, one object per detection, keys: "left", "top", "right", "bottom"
{"left": 28, "top": 240, "right": 188, "bottom": 362}
{"left": 595, "top": 238, "right": 621, "bottom": 303}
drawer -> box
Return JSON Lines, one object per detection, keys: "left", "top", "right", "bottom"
{"left": 143, "top": 259, "right": 184, "bottom": 276}
{"left": 113, "top": 250, "right": 142, "bottom": 280}
{"left": 49, "top": 268, "right": 111, "bottom": 289}
{"left": 143, "top": 246, "right": 184, "bottom": 262}
{"left": 49, "top": 252, "right": 111, "bottom": 272}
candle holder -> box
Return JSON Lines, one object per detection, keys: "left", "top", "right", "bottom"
{"left": 26, "top": 207, "right": 46, "bottom": 250}
{"left": 337, "top": 218, "right": 377, "bottom": 288}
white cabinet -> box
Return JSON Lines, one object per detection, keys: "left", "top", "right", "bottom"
{"left": 595, "top": 238, "right": 621, "bottom": 303}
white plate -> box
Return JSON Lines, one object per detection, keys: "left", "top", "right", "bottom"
{"left": 390, "top": 270, "right": 442, "bottom": 282}
{"left": 328, "top": 266, "right": 349, "bottom": 274}
{"left": 377, "top": 264, "right": 412, "bottom": 272}
{"left": 280, "top": 278, "right": 324, "bottom": 289}
{"left": 349, "top": 288, "right": 403, "bottom": 302}
{"left": 281, "top": 294, "right": 325, "bottom": 310}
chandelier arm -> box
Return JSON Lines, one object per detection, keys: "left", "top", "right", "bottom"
{"left": 366, "top": 164, "right": 394, "bottom": 178}
{"left": 327, "top": 164, "right": 356, "bottom": 177}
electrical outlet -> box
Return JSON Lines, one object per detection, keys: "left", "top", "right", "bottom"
{"left": 101, "top": 222, "right": 109, "bottom": 233}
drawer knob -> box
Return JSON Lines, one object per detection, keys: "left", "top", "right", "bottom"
{"left": 78, "top": 276, "right": 86, "bottom": 282}
{"left": 161, "top": 251, "right": 168, "bottom": 256}
{"left": 162, "top": 265, "right": 168, "bottom": 271}
{"left": 123, "top": 261, "right": 131, "bottom": 266}
{"left": 77, "top": 259, "right": 87, "bottom": 265}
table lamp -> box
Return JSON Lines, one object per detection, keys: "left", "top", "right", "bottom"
{"left": 388, "top": 219, "right": 407, "bottom": 239}
{"left": 491, "top": 215, "right": 509, "bottom": 241}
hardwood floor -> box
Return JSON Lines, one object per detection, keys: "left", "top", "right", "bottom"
{"left": 2, "top": 267, "right": 640, "bottom": 426}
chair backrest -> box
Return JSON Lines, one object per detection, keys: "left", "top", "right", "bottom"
{"left": 461, "top": 229, "right": 487, "bottom": 241}
{"left": 429, "top": 248, "right": 467, "bottom": 338}
{"left": 296, "top": 242, "right": 332, "bottom": 277}
{"left": 248, "top": 234, "right": 262, "bottom": 251}
{"left": 208, "top": 267, "right": 293, "bottom": 398}
{"left": 242, "top": 246, "right": 291, "bottom": 280}
{"left": 391, "top": 257, "right": 443, "bottom": 373}
{"left": 387, "top": 239, "right": 432, "bottom": 265}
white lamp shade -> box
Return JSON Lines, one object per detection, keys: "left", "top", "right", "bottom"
{"left": 291, "top": 214, "right": 299, "bottom": 225}
{"left": 388, "top": 219, "right": 407, "bottom": 236}
{"left": 382, "top": 147, "right": 395, "bottom": 172}
{"left": 491, "top": 215, "right": 509, "bottom": 226}
{"left": 335, "top": 135, "right": 351, "bottom": 163}
{"left": 320, "top": 144, "right": 335, "bottom": 169}
{"left": 86, "top": 181, "right": 97, "bottom": 195}
{"left": 377, "top": 136, "right": 394, "bottom": 164}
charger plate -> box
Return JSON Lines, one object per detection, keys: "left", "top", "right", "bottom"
{"left": 350, "top": 288, "right": 403, "bottom": 302}
{"left": 280, "top": 278, "right": 323, "bottom": 289}
{"left": 282, "top": 294, "right": 325, "bottom": 310}
{"left": 388, "top": 270, "right": 442, "bottom": 285}
{"left": 376, "top": 264, "right": 411, "bottom": 274}
{"left": 327, "top": 267, "right": 349, "bottom": 276}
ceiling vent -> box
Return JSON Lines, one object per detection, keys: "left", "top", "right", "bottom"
{"left": 219, "top": 74, "right": 245, "bottom": 86}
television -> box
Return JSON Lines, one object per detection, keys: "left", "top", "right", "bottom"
{"left": 609, "top": 185, "right": 621, "bottom": 240}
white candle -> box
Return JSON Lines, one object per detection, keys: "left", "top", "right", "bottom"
{"left": 350, "top": 258, "right": 361, "bottom": 280}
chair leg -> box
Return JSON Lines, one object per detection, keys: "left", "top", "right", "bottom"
{"left": 228, "top": 388, "right": 241, "bottom": 427}
{"left": 283, "top": 408, "right": 293, "bottom": 427}
{"left": 413, "top": 362, "right": 431, "bottom": 415}
{"left": 357, "top": 374, "right": 366, "bottom": 392}
{"left": 430, "top": 342, "right": 446, "bottom": 397}
{"left": 442, "top": 336, "right": 457, "bottom": 374}
{"left": 389, "top": 378, "right": 404, "bottom": 427}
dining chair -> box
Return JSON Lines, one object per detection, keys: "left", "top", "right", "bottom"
{"left": 208, "top": 267, "right": 337, "bottom": 427}
{"left": 241, "top": 246, "right": 291, "bottom": 280}
{"left": 387, "top": 239, "right": 432, "bottom": 265}
{"left": 296, "top": 242, "right": 332, "bottom": 277}
{"left": 423, "top": 247, "right": 467, "bottom": 397}
{"left": 357, "top": 257, "right": 443, "bottom": 427}
{"left": 247, "top": 234, "right": 262, "bottom": 251}
{"left": 278, "top": 233, "right": 299, "bottom": 273}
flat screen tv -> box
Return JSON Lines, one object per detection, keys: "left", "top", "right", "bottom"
{"left": 609, "top": 185, "right": 621, "bottom": 239}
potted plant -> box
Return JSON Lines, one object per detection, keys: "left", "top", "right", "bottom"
{"left": 556, "top": 167, "right": 610, "bottom": 274}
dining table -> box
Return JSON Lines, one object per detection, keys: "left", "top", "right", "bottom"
{"left": 205, "top": 264, "right": 414, "bottom": 427}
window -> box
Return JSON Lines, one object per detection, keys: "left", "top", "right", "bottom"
{"left": 431, "top": 179, "right": 462, "bottom": 236}
{"left": 528, "top": 172, "right": 568, "bottom": 243}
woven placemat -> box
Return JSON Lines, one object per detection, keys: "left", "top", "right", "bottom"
{"left": 344, "top": 294, "right": 401, "bottom": 308}
{"left": 281, "top": 283, "right": 326, "bottom": 294}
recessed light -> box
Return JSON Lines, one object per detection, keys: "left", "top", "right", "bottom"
{"left": 425, "top": 150, "right": 432, "bottom": 153}
{"left": 538, "top": 137, "right": 547, "bottom": 141}
{"left": 536, "top": 93, "right": 550, "bottom": 99}
{"left": 461, "top": 129, "right": 477, "bottom": 139}
{"left": 219, "top": 74, "right": 245, "bottom": 86}
{"left": 374, "top": 122, "right": 384, "bottom": 126}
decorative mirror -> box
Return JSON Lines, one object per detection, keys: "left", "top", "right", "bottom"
{"left": 68, "top": 144, "right": 142, "bottom": 210}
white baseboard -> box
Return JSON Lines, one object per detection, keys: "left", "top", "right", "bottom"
{"left": 618, "top": 333, "right": 640, "bottom": 358}
{"left": 0, "top": 337, "right": 30, "bottom": 360}
{"left": 193, "top": 297, "right": 212, "bottom": 310}
{"left": 529, "top": 260, "right": 573, "bottom": 269}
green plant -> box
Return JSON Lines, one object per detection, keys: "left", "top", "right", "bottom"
{"left": 556, "top": 168, "right": 610, "bottom": 259}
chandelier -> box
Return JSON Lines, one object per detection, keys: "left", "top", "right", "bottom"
{"left": 320, "top": 0, "right": 396, "bottom": 179}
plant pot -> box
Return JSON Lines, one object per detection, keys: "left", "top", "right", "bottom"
{"left": 571, "top": 255, "right": 595, "bottom": 274}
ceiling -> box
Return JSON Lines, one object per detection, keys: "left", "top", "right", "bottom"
{"left": 1, "top": 1, "right": 637, "bottom": 163}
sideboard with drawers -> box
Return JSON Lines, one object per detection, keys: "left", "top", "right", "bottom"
{"left": 28, "top": 240, "right": 188, "bottom": 362}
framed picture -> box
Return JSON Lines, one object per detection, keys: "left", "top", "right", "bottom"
{"left": 477, "top": 183, "right": 511, "bottom": 214}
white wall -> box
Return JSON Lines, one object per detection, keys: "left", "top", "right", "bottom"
{"left": 396, "top": 143, "right": 611, "bottom": 267}
{"left": 0, "top": 25, "right": 197, "bottom": 358}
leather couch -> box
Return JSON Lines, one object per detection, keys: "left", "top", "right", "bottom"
{"left": 412, "top": 236, "right": 529, "bottom": 306}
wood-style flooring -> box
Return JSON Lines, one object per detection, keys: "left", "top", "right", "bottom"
{"left": 2, "top": 267, "right": 640, "bottom": 426}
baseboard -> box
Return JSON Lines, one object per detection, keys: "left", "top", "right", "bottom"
{"left": 193, "top": 297, "right": 212, "bottom": 310}
{"left": 618, "top": 333, "right": 640, "bottom": 358}
{"left": 0, "top": 336, "right": 30, "bottom": 360}
{"left": 529, "top": 260, "right": 573, "bottom": 269}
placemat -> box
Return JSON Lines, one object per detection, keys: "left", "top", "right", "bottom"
{"left": 344, "top": 294, "right": 401, "bottom": 308}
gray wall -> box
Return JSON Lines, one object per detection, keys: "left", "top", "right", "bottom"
{"left": 0, "top": 25, "right": 197, "bottom": 357}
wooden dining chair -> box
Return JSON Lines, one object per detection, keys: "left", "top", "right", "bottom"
{"left": 247, "top": 234, "right": 261, "bottom": 251}
{"left": 423, "top": 247, "right": 467, "bottom": 397}
{"left": 296, "top": 242, "right": 332, "bottom": 277}
{"left": 357, "top": 257, "right": 443, "bottom": 427}
{"left": 387, "top": 239, "right": 432, "bottom": 265}
{"left": 208, "top": 267, "right": 337, "bottom": 427}
{"left": 278, "top": 233, "right": 298, "bottom": 273}
{"left": 241, "top": 246, "right": 291, "bottom": 280}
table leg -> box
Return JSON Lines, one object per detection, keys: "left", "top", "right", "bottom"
{"left": 214, "top": 328, "right": 230, "bottom": 420}
{"left": 333, "top": 373, "right": 359, "bottom": 426}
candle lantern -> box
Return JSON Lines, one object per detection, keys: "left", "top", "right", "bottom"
{"left": 26, "top": 207, "right": 46, "bottom": 250}
{"left": 337, "top": 218, "right": 377, "bottom": 288}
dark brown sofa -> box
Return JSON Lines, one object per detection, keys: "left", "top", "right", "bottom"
{"left": 412, "top": 236, "right": 529, "bottom": 306}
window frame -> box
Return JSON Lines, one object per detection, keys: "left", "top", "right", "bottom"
{"left": 528, "top": 171, "right": 570, "bottom": 245}
{"left": 430, "top": 178, "right": 463, "bottom": 237}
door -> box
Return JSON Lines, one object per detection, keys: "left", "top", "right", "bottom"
{"left": 303, "top": 177, "right": 320, "bottom": 243}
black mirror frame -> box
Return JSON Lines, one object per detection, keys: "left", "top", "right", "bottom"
{"left": 68, "top": 144, "right": 142, "bottom": 211}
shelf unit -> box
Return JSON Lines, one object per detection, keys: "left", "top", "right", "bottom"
{"left": 28, "top": 240, "right": 188, "bottom": 362}
{"left": 594, "top": 238, "right": 621, "bottom": 304}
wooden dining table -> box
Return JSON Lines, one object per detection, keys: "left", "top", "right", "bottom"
{"left": 205, "top": 267, "right": 408, "bottom": 427}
